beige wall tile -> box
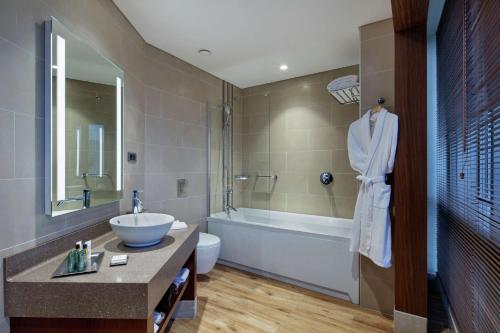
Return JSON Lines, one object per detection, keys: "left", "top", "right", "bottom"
{"left": 273, "top": 172, "right": 308, "bottom": 194}
{"left": 332, "top": 103, "right": 360, "bottom": 126}
{"left": 270, "top": 152, "right": 286, "bottom": 173}
{"left": 249, "top": 114, "right": 270, "bottom": 133}
{"left": 331, "top": 196, "right": 357, "bottom": 218}
{"left": 243, "top": 94, "right": 269, "bottom": 116}
{"left": 286, "top": 151, "right": 309, "bottom": 172}
{"left": 269, "top": 192, "right": 287, "bottom": 211}
{"left": 0, "top": 110, "right": 14, "bottom": 179}
{"left": 145, "top": 144, "right": 162, "bottom": 173}
{"left": 144, "top": 57, "right": 183, "bottom": 94}
{"left": 332, "top": 174, "right": 358, "bottom": 197}
{"left": 124, "top": 106, "right": 145, "bottom": 143}
{"left": 286, "top": 193, "right": 332, "bottom": 216}
{"left": 308, "top": 127, "right": 334, "bottom": 150}
{"left": 145, "top": 86, "right": 161, "bottom": 116}
{"left": 331, "top": 126, "right": 349, "bottom": 150}
{"left": 243, "top": 132, "right": 269, "bottom": 153}
{"left": 361, "top": 70, "right": 395, "bottom": 109}
{"left": 287, "top": 105, "right": 330, "bottom": 130}
{"left": 0, "top": 38, "right": 36, "bottom": 116}
{"left": 360, "top": 34, "right": 395, "bottom": 76}
{"left": 243, "top": 152, "right": 270, "bottom": 174}
{"left": 360, "top": 18, "right": 394, "bottom": 41}
{"left": 360, "top": 256, "right": 395, "bottom": 315}
{"left": 181, "top": 124, "right": 206, "bottom": 149}
{"left": 333, "top": 149, "right": 354, "bottom": 173}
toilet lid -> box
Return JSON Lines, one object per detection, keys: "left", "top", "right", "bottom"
{"left": 198, "top": 232, "right": 220, "bottom": 249}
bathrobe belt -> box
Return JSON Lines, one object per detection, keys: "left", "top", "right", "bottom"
{"left": 356, "top": 175, "right": 386, "bottom": 252}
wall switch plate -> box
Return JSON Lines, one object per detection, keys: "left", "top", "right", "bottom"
{"left": 177, "top": 179, "right": 187, "bottom": 198}
{"left": 128, "top": 152, "right": 137, "bottom": 162}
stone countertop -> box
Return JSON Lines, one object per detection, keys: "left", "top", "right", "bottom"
{"left": 4, "top": 224, "right": 198, "bottom": 319}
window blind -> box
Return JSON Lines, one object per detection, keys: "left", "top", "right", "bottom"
{"left": 436, "top": 0, "right": 499, "bottom": 332}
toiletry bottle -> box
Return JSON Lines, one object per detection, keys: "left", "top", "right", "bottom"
{"left": 83, "top": 243, "right": 88, "bottom": 261}
{"left": 77, "top": 245, "right": 86, "bottom": 272}
{"left": 68, "top": 244, "right": 80, "bottom": 273}
{"left": 84, "top": 240, "right": 92, "bottom": 262}
{"left": 67, "top": 246, "right": 76, "bottom": 273}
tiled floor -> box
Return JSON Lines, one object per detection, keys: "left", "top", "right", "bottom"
{"left": 171, "top": 264, "right": 394, "bottom": 333}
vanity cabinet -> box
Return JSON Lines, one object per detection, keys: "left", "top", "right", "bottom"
{"left": 4, "top": 224, "right": 199, "bottom": 333}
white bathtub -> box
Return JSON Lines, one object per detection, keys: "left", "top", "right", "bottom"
{"left": 207, "top": 208, "right": 359, "bottom": 304}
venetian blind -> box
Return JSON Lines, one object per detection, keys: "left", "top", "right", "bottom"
{"left": 436, "top": 0, "right": 499, "bottom": 332}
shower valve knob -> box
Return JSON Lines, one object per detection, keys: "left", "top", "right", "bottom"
{"left": 320, "top": 172, "right": 333, "bottom": 185}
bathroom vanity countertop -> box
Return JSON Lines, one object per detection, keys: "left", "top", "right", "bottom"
{"left": 4, "top": 224, "right": 198, "bottom": 319}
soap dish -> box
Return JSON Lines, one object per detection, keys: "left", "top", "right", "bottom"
{"left": 52, "top": 252, "right": 105, "bottom": 278}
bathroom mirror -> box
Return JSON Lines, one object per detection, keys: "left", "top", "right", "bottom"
{"left": 45, "top": 17, "right": 123, "bottom": 217}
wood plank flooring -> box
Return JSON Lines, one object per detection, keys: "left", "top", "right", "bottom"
{"left": 171, "top": 265, "right": 394, "bottom": 333}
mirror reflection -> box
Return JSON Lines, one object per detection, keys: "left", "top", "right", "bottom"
{"left": 46, "top": 17, "right": 124, "bottom": 216}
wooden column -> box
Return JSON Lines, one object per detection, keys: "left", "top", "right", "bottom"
{"left": 391, "top": 0, "right": 429, "bottom": 319}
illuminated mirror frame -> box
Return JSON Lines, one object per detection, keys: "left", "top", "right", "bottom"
{"left": 44, "top": 18, "right": 123, "bottom": 216}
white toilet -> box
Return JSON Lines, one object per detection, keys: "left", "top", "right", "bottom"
{"left": 196, "top": 233, "right": 221, "bottom": 274}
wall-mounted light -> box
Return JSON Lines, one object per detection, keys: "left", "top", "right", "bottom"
{"left": 99, "top": 126, "right": 103, "bottom": 178}
{"left": 76, "top": 128, "right": 80, "bottom": 177}
{"left": 280, "top": 64, "right": 288, "bottom": 71}
{"left": 116, "top": 77, "right": 122, "bottom": 191}
{"left": 56, "top": 35, "right": 66, "bottom": 201}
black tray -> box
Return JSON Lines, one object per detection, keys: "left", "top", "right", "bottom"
{"left": 52, "top": 252, "right": 105, "bottom": 278}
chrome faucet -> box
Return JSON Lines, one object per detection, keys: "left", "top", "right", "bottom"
{"left": 224, "top": 189, "right": 237, "bottom": 214}
{"left": 57, "top": 189, "right": 91, "bottom": 208}
{"left": 132, "top": 190, "right": 143, "bottom": 214}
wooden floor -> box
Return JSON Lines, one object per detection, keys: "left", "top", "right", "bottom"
{"left": 171, "top": 265, "right": 394, "bottom": 333}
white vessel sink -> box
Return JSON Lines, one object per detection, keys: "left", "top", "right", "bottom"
{"left": 109, "top": 213, "right": 175, "bottom": 247}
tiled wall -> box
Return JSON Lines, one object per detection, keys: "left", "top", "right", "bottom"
{"left": 142, "top": 44, "right": 221, "bottom": 229}
{"left": 0, "top": 1, "right": 220, "bottom": 331}
{"left": 359, "top": 18, "right": 395, "bottom": 316}
{"left": 239, "top": 66, "right": 359, "bottom": 218}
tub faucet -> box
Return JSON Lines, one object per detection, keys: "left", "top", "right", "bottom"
{"left": 224, "top": 189, "right": 237, "bottom": 214}
{"left": 132, "top": 190, "right": 143, "bottom": 214}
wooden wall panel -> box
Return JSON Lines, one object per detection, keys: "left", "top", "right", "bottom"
{"left": 391, "top": 0, "right": 429, "bottom": 32}
{"left": 393, "top": 25, "right": 428, "bottom": 318}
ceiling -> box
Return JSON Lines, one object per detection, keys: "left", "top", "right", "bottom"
{"left": 114, "top": 0, "right": 392, "bottom": 88}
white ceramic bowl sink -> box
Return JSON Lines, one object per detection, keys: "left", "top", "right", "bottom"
{"left": 109, "top": 213, "right": 175, "bottom": 247}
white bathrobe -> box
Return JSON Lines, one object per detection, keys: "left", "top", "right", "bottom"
{"left": 348, "top": 108, "right": 398, "bottom": 268}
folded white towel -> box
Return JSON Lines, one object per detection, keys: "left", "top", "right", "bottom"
{"left": 173, "top": 267, "right": 190, "bottom": 288}
{"left": 153, "top": 311, "right": 165, "bottom": 324}
{"left": 154, "top": 323, "right": 159, "bottom": 333}
{"left": 171, "top": 220, "right": 188, "bottom": 230}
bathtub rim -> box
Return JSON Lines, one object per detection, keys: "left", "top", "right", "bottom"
{"left": 207, "top": 209, "right": 353, "bottom": 241}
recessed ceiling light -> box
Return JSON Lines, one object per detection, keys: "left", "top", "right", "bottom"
{"left": 280, "top": 64, "right": 288, "bottom": 71}
{"left": 198, "top": 49, "right": 212, "bottom": 56}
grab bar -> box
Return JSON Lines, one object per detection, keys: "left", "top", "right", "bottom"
{"left": 256, "top": 174, "right": 278, "bottom": 181}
